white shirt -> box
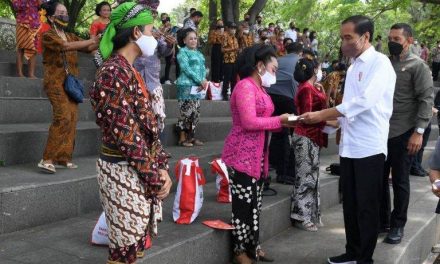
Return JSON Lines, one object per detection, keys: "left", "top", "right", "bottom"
{"left": 285, "top": 29, "right": 297, "bottom": 42}
{"left": 336, "top": 46, "right": 396, "bottom": 159}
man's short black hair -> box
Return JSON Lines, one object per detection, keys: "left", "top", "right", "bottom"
{"left": 303, "top": 28, "right": 309, "bottom": 33}
{"left": 390, "top": 23, "right": 413, "bottom": 38}
{"left": 190, "top": 8, "right": 196, "bottom": 12}
{"left": 342, "top": 15, "right": 374, "bottom": 43}
{"left": 286, "top": 42, "right": 303, "bottom": 54}
{"left": 191, "top": 11, "right": 203, "bottom": 18}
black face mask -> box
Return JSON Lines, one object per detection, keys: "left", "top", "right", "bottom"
{"left": 388, "top": 41, "right": 404, "bottom": 56}
{"left": 217, "top": 26, "right": 224, "bottom": 29}
{"left": 261, "top": 36, "right": 267, "bottom": 41}
{"left": 245, "top": 17, "right": 250, "bottom": 21}
{"left": 53, "top": 15, "right": 69, "bottom": 29}
{"left": 161, "top": 19, "right": 167, "bottom": 24}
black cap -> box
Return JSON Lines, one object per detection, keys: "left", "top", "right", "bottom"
{"left": 227, "top": 22, "right": 237, "bottom": 28}
{"left": 191, "top": 11, "right": 203, "bottom": 18}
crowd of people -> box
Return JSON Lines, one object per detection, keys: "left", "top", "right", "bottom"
{"left": 10, "top": 0, "right": 440, "bottom": 264}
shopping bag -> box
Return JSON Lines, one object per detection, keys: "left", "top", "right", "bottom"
{"left": 173, "top": 157, "right": 206, "bottom": 224}
{"left": 210, "top": 158, "right": 231, "bottom": 203}
{"left": 207, "top": 82, "right": 223, "bottom": 101}
{"left": 91, "top": 212, "right": 109, "bottom": 246}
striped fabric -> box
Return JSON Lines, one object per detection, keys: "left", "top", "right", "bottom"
{"left": 16, "top": 23, "right": 38, "bottom": 60}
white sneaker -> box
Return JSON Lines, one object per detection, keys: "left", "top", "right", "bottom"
{"left": 164, "top": 80, "right": 172, "bottom": 85}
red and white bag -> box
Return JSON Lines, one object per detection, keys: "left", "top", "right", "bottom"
{"left": 91, "top": 212, "right": 109, "bottom": 246}
{"left": 211, "top": 158, "right": 232, "bottom": 203}
{"left": 207, "top": 82, "right": 223, "bottom": 101}
{"left": 173, "top": 157, "right": 206, "bottom": 224}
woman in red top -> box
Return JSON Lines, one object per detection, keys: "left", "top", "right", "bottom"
{"left": 90, "top": 1, "right": 111, "bottom": 37}
{"left": 290, "top": 51, "right": 338, "bottom": 232}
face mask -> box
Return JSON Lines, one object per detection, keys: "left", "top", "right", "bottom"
{"left": 162, "top": 19, "right": 168, "bottom": 24}
{"left": 316, "top": 68, "right": 323, "bottom": 82}
{"left": 259, "top": 66, "right": 277, "bottom": 87}
{"left": 53, "top": 15, "right": 69, "bottom": 28}
{"left": 388, "top": 41, "right": 404, "bottom": 56}
{"left": 257, "top": 20, "right": 262, "bottom": 24}
{"left": 243, "top": 29, "right": 250, "bottom": 34}
{"left": 245, "top": 17, "right": 250, "bottom": 21}
{"left": 136, "top": 34, "right": 158, "bottom": 57}
{"left": 230, "top": 30, "right": 236, "bottom": 35}
{"left": 261, "top": 36, "right": 267, "bottom": 41}
{"left": 341, "top": 35, "right": 366, "bottom": 58}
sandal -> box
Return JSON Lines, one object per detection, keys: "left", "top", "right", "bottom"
{"left": 37, "top": 160, "right": 56, "bottom": 174}
{"left": 191, "top": 139, "right": 204, "bottom": 146}
{"left": 54, "top": 162, "right": 78, "bottom": 169}
{"left": 137, "top": 251, "right": 145, "bottom": 258}
{"left": 293, "top": 220, "right": 318, "bottom": 232}
{"left": 178, "top": 140, "right": 193, "bottom": 147}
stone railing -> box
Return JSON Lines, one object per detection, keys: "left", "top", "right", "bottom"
{"left": 0, "top": 18, "right": 16, "bottom": 51}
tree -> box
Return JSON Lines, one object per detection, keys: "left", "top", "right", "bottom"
{"left": 64, "top": 0, "right": 88, "bottom": 32}
{"left": 246, "top": 0, "right": 268, "bottom": 24}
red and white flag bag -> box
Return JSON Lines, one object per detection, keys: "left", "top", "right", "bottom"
{"left": 207, "top": 82, "right": 223, "bottom": 101}
{"left": 173, "top": 157, "right": 206, "bottom": 224}
{"left": 210, "top": 158, "right": 232, "bottom": 203}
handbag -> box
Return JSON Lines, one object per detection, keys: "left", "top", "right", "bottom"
{"left": 62, "top": 52, "right": 84, "bottom": 103}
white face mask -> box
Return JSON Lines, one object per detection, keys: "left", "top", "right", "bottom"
{"left": 259, "top": 67, "right": 277, "bottom": 87}
{"left": 316, "top": 68, "right": 323, "bottom": 82}
{"left": 135, "top": 34, "right": 158, "bottom": 57}
{"left": 243, "top": 29, "right": 250, "bottom": 34}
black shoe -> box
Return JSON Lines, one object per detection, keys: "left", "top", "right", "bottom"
{"left": 410, "top": 168, "right": 428, "bottom": 177}
{"left": 384, "top": 227, "right": 404, "bottom": 244}
{"left": 327, "top": 254, "right": 356, "bottom": 264}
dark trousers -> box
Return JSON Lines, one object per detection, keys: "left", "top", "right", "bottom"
{"left": 269, "top": 94, "right": 296, "bottom": 183}
{"left": 175, "top": 46, "right": 180, "bottom": 80}
{"left": 380, "top": 128, "right": 413, "bottom": 229}
{"left": 161, "top": 54, "right": 173, "bottom": 82}
{"left": 211, "top": 44, "right": 223, "bottom": 83}
{"left": 411, "top": 122, "right": 432, "bottom": 172}
{"left": 223, "top": 62, "right": 237, "bottom": 98}
{"left": 340, "top": 154, "right": 385, "bottom": 263}
{"left": 433, "top": 61, "right": 440, "bottom": 81}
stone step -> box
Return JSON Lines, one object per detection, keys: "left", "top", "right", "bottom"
{"left": 0, "top": 76, "right": 178, "bottom": 99}
{"left": 0, "top": 141, "right": 232, "bottom": 235}
{"left": 0, "top": 49, "right": 96, "bottom": 66}
{"left": 0, "top": 118, "right": 232, "bottom": 166}
{"left": 261, "top": 176, "right": 440, "bottom": 264}
{"left": 0, "top": 98, "right": 231, "bottom": 124}
{"left": 0, "top": 173, "right": 340, "bottom": 263}
{"left": 0, "top": 62, "right": 97, "bottom": 81}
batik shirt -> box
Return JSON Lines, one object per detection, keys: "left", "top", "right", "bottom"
{"left": 90, "top": 54, "right": 169, "bottom": 187}
{"left": 13, "top": 0, "right": 40, "bottom": 29}
{"left": 222, "top": 32, "right": 239, "bottom": 64}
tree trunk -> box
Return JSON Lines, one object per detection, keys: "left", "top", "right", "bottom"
{"left": 209, "top": 0, "right": 218, "bottom": 29}
{"left": 221, "top": 0, "right": 240, "bottom": 24}
{"left": 64, "top": 0, "right": 87, "bottom": 33}
{"left": 247, "top": 0, "right": 268, "bottom": 25}
{"left": 4, "top": 0, "right": 16, "bottom": 17}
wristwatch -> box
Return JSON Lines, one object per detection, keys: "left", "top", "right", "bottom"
{"left": 416, "top": 127, "right": 425, "bottom": 135}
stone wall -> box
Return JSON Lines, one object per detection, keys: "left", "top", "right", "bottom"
{"left": 0, "top": 18, "right": 16, "bottom": 51}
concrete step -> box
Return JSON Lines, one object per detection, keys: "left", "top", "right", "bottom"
{"left": 0, "top": 62, "right": 97, "bottom": 81}
{"left": 0, "top": 98, "right": 231, "bottom": 124}
{"left": 0, "top": 140, "right": 231, "bottom": 235}
{"left": 262, "top": 176, "right": 440, "bottom": 264}
{"left": 0, "top": 173, "right": 340, "bottom": 263}
{"left": 0, "top": 76, "right": 177, "bottom": 99}
{"left": 0, "top": 49, "right": 96, "bottom": 67}
{"left": 0, "top": 118, "right": 232, "bottom": 166}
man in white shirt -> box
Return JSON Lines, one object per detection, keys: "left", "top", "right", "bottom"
{"left": 285, "top": 22, "right": 297, "bottom": 42}
{"left": 300, "top": 15, "right": 396, "bottom": 264}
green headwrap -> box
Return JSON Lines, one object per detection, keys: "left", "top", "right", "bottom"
{"left": 98, "top": 2, "right": 154, "bottom": 61}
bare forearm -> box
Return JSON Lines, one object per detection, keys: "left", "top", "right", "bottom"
{"left": 63, "top": 39, "right": 94, "bottom": 52}
{"left": 320, "top": 107, "right": 343, "bottom": 121}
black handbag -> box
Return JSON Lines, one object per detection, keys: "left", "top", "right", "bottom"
{"left": 62, "top": 52, "right": 84, "bottom": 103}
{"left": 326, "top": 163, "right": 341, "bottom": 176}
